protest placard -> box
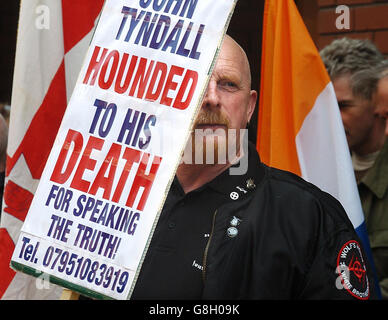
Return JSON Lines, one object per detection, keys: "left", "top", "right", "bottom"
{"left": 10, "top": 0, "right": 237, "bottom": 299}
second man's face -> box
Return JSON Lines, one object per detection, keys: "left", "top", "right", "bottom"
{"left": 333, "top": 74, "right": 377, "bottom": 154}
{"left": 376, "top": 77, "right": 388, "bottom": 137}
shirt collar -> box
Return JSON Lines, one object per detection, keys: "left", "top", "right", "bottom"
{"left": 205, "top": 142, "right": 265, "bottom": 200}
{"left": 172, "top": 142, "right": 266, "bottom": 201}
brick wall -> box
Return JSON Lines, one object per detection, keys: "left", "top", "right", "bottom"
{"left": 316, "top": 0, "right": 388, "bottom": 54}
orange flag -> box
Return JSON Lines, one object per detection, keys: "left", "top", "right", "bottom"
{"left": 256, "top": 0, "right": 380, "bottom": 298}
{"left": 257, "top": 0, "right": 330, "bottom": 175}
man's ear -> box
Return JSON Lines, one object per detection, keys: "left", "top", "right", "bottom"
{"left": 247, "top": 90, "right": 258, "bottom": 123}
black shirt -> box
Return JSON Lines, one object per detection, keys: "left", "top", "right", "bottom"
{"left": 132, "top": 173, "right": 231, "bottom": 299}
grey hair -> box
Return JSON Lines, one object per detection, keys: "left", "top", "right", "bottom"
{"left": 377, "top": 60, "right": 388, "bottom": 79}
{"left": 320, "top": 37, "right": 384, "bottom": 79}
{"left": 351, "top": 69, "right": 379, "bottom": 101}
{"left": 351, "top": 60, "right": 388, "bottom": 101}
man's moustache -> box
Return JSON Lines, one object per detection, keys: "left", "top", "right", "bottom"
{"left": 194, "top": 110, "right": 230, "bottom": 128}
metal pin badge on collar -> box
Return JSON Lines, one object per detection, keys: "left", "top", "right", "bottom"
{"left": 230, "top": 191, "right": 239, "bottom": 200}
{"left": 246, "top": 178, "right": 256, "bottom": 190}
{"left": 236, "top": 186, "right": 247, "bottom": 194}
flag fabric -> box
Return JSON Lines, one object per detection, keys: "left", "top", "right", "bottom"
{"left": 257, "top": 0, "right": 381, "bottom": 297}
{"left": 0, "top": 0, "right": 104, "bottom": 299}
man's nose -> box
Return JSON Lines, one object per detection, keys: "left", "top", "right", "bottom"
{"left": 201, "top": 80, "right": 220, "bottom": 110}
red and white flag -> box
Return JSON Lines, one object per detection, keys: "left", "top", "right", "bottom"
{"left": 0, "top": 0, "right": 104, "bottom": 299}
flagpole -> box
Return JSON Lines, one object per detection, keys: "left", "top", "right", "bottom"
{"left": 60, "top": 289, "right": 80, "bottom": 300}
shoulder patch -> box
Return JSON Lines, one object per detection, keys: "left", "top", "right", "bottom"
{"left": 336, "top": 240, "right": 369, "bottom": 300}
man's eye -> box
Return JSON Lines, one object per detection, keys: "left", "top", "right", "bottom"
{"left": 219, "top": 80, "right": 238, "bottom": 90}
{"left": 338, "top": 102, "right": 351, "bottom": 109}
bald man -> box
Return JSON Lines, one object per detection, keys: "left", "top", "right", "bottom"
{"left": 131, "top": 35, "right": 378, "bottom": 300}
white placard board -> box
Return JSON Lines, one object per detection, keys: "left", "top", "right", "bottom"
{"left": 11, "top": 0, "right": 237, "bottom": 299}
